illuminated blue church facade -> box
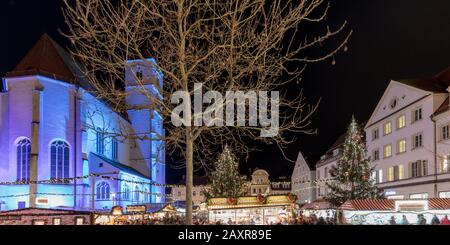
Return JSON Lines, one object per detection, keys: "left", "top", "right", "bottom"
{"left": 0, "top": 34, "right": 166, "bottom": 211}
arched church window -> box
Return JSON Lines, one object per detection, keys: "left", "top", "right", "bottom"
{"left": 16, "top": 138, "right": 31, "bottom": 181}
{"left": 50, "top": 140, "right": 70, "bottom": 179}
{"left": 96, "top": 181, "right": 110, "bottom": 200}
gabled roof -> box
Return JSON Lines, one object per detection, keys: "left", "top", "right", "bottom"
{"left": 5, "top": 34, "right": 91, "bottom": 90}
{"left": 433, "top": 97, "right": 450, "bottom": 117}
{"left": 396, "top": 66, "right": 450, "bottom": 93}
{"left": 92, "top": 153, "right": 149, "bottom": 180}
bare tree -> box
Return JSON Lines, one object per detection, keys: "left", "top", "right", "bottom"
{"left": 63, "top": 0, "right": 351, "bottom": 224}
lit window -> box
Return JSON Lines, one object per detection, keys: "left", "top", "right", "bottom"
{"left": 384, "top": 144, "right": 392, "bottom": 158}
{"left": 384, "top": 122, "right": 392, "bottom": 135}
{"left": 397, "top": 139, "right": 406, "bottom": 154}
{"left": 413, "top": 108, "right": 422, "bottom": 122}
{"left": 412, "top": 133, "right": 423, "bottom": 149}
{"left": 53, "top": 218, "right": 61, "bottom": 225}
{"left": 16, "top": 138, "right": 31, "bottom": 181}
{"left": 387, "top": 165, "right": 403, "bottom": 182}
{"left": 50, "top": 140, "right": 70, "bottom": 179}
{"left": 439, "top": 156, "right": 450, "bottom": 173}
{"left": 397, "top": 115, "right": 406, "bottom": 129}
{"left": 439, "top": 191, "right": 450, "bottom": 198}
{"left": 409, "top": 193, "right": 428, "bottom": 199}
{"left": 410, "top": 160, "right": 428, "bottom": 178}
{"left": 442, "top": 125, "right": 450, "bottom": 141}
{"left": 377, "top": 169, "right": 383, "bottom": 184}
{"left": 96, "top": 181, "right": 110, "bottom": 200}
{"left": 75, "top": 217, "right": 85, "bottom": 225}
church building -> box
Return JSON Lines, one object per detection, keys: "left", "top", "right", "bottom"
{"left": 0, "top": 34, "right": 165, "bottom": 211}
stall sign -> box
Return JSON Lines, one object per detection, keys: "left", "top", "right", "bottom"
{"left": 126, "top": 205, "right": 147, "bottom": 214}
{"left": 395, "top": 200, "right": 428, "bottom": 212}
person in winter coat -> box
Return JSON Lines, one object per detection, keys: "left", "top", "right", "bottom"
{"left": 431, "top": 215, "right": 440, "bottom": 225}
{"left": 441, "top": 215, "right": 450, "bottom": 225}
{"left": 389, "top": 216, "right": 396, "bottom": 225}
{"left": 400, "top": 215, "right": 409, "bottom": 225}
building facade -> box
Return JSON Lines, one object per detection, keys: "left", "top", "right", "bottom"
{"left": 365, "top": 67, "right": 450, "bottom": 200}
{"left": 315, "top": 134, "right": 345, "bottom": 200}
{"left": 0, "top": 34, "right": 165, "bottom": 211}
{"left": 291, "top": 152, "right": 316, "bottom": 204}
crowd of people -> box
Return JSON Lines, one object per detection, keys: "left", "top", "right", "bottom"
{"left": 388, "top": 214, "right": 450, "bottom": 225}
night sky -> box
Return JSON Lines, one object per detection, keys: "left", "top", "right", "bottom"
{"left": 1, "top": 0, "right": 450, "bottom": 183}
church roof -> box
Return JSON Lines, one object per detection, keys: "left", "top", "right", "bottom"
{"left": 395, "top": 66, "right": 450, "bottom": 93}
{"left": 5, "top": 34, "right": 91, "bottom": 90}
{"left": 92, "top": 153, "right": 150, "bottom": 180}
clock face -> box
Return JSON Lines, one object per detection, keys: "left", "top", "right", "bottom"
{"left": 390, "top": 97, "right": 398, "bottom": 109}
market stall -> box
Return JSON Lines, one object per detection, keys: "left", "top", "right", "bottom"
{"left": 207, "top": 194, "right": 297, "bottom": 225}
{"left": 300, "top": 199, "right": 336, "bottom": 220}
{"left": 340, "top": 198, "right": 450, "bottom": 225}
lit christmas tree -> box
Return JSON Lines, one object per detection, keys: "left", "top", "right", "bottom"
{"left": 205, "top": 146, "right": 244, "bottom": 199}
{"left": 326, "top": 116, "right": 382, "bottom": 206}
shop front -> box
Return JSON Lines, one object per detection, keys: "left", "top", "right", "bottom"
{"left": 207, "top": 195, "right": 297, "bottom": 225}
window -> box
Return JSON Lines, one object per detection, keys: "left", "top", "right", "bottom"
{"left": 442, "top": 125, "right": 450, "bottom": 141}
{"left": 193, "top": 191, "right": 197, "bottom": 196}
{"left": 387, "top": 165, "right": 403, "bottom": 182}
{"left": 410, "top": 160, "right": 428, "bottom": 178}
{"left": 53, "top": 218, "right": 62, "bottom": 225}
{"left": 50, "top": 141, "right": 70, "bottom": 179}
{"left": 412, "top": 133, "right": 423, "bottom": 149}
{"left": 96, "top": 181, "right": 110, "bottom": 200}
{"left": 177, "top": 191, "right": 181, "bottom": 196}
{"left": 376, "top": 169, "right": 383, "bottom": 184}
{"left": 413, "top": 108, "right": 422, "bottom": 122}
{"left": 410, "top": 193, "right": 428, "bottom": 199}
{"left": 75, "top": 217, "right": 85, "bottom": 225}
{"left": 16, "top": 138, "right": 31, "bottom": 181}
{"left": 372, "top": 128, "right": 380, "bottom": 141}
{"left": 439, "top": 155, "right": 450, "bottom": 173}
{"left": 384, "top": 144, "right": 392, "bottom": 158}
{"left": 397, "top": 139, "right": 406, "bottom": 154}
{"left": 324, "top": 167, "right": 328, "bottom": 178}
{"left": 439, "top": 191, "right": 450, "bottom": 198}
{"left": 144, "top": 188, "right": 150, "bottom": 203}
{"left": 122, "top": 184, "right": 130, "bottom": 200}
{"left": 112, "top": 138, "right": 119, "bottom": 160}
{"left": 134, "top": 186, "right": 140, "bottom": 202}
{"left": 383, "top": 122, "right": 392, "bottom": 135}
{"left": 372, "top": 149, "right": 380, "bottom": 161}
{"left": 397, "top": 115, "right": 406, "bottom": 129}
{"left": 96, "top": 128, "right": 105, "bottom": 154}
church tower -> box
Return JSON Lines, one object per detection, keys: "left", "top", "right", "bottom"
{"left": 125, "top": 59, "right": 166, "bottom": 203}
